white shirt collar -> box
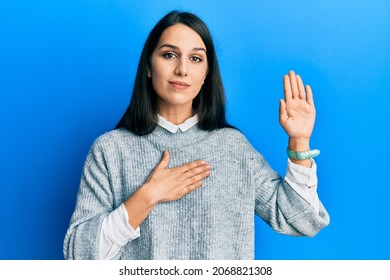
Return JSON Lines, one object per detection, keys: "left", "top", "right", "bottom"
{"left": 157, "top": 114, "right": 199, "bottom": 133}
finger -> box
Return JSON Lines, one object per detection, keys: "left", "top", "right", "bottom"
{"left": 305, "top": 85, "right": 314, "bottom": 106}
{"left": 183, "top": 163, "right": 211, "bottom": 178}
{"left": 183, "top": 165, "right": 211, "bottom": 184}
{"left": 283, "top": 74, "right": 292, "bottom": 102}
{"left": 184, "top": 170, "right": 211, "bottom": 194}
{"left": 296, "top": 75, "right": 306, "bottom": 99}
{"left": 184, "top": 180, "right": 203, "bottom": 195}
{"left": 176, "top": 159, "right": 208, "bottom": 173}
{"left": 279, "top": 99, "right": 288, "bottom": 125}
{"left": 184, "top": 169, "right": 211, "bottom": 187}
{"left": 155, "top": 150, "right": 170, "bottom": 170}
{"left": 289, "top": 70, "right": 299, "bottom": 99}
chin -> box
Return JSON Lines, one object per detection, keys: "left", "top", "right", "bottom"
{"left": 165, "top": 95, "right": 195, "bottom": 105}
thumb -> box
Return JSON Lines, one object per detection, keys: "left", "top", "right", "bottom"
{"left": 155, "top": 150, "right": 170, "bottom": 170}
{"left": 279, "top": 98, "right": 288, "bottom": 125}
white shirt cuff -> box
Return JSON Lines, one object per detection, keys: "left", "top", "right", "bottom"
{"left": 284, "top": 158, "right": 320, "bottom": 213}
{"left": 99, "top": 203, "right": 140, "bottom": 259}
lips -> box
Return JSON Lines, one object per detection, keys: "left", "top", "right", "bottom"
{"left": 168, "top": 81, "right": 190, "bottom": 90}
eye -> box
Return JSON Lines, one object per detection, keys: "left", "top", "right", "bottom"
{"left": 162, "top": 52, "right": 177, "bottom": 59}
{"left": 190, "top": 56, "right": 203, "bottom": 63}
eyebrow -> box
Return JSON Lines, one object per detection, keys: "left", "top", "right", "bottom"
{"left": 158, "top": 44, "right": 206, "bottom": 53}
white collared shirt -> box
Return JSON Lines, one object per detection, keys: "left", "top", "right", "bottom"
{"left": 99, "top": 115, "right": 320, "bottom": 259}
{"left": 157, "top": 114, "right": 199, "bottom": 133}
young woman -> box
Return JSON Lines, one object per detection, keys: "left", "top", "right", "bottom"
{"left": 64, "top": 10, "right": 329, "bottom": 260}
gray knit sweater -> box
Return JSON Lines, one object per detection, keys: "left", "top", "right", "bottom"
{"left": 64, "top": 125, "right": 330, "bottom": 260}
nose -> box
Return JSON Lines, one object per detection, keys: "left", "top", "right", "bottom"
{"left": 174, "top": 58, "right": 188, "bottom": 77}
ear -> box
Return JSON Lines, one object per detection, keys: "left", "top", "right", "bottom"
{"left": 146, "top": 66, "right": 152, "bottom": 78}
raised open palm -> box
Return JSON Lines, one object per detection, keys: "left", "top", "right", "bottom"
{"left": 279, "top": 70, "right": 316, "bottom": 140}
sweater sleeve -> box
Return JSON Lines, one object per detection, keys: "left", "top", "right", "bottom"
{"left": 251, "top": 149, "right": 330, "bottom": 237}
{"left": 63, "top": 138, "right": 121, "bottom": 259}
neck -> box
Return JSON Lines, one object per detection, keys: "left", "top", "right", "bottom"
{"left": 158, "top": 106, "right": 193, "bottom": 125}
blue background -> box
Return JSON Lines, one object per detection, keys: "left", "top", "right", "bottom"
{"left": 1, "top": 0, "right": 389, "bottom": 259}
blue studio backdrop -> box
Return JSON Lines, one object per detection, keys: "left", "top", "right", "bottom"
{"left": 1, "top": 0, "right": 389, "bottom": 259}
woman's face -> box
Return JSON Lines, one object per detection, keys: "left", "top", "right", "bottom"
{"left": 148, "top": 24, "right": 208, "bottom": 114}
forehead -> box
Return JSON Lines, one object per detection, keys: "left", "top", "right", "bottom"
{"left": 157, "top": 23, "right": 206, "bottom": 50}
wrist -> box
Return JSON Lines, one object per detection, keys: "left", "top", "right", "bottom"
{"left": 288, "top": 137, "right": 310, "bottom": 151}
{"left": 137, "top": 183, "right": 159, "bottom": 207}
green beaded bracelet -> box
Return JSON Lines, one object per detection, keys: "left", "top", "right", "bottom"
{"left": 287, "top": 148, "right": 320, "bottom": 160}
